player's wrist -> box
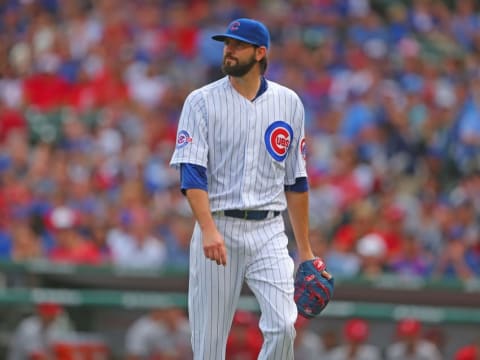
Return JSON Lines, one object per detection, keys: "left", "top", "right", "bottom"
{"left": 297, "top": 249, "right": 315, "bottom": 263}
{"left": 200, "top": 222, "right": 220, "bottom": 237}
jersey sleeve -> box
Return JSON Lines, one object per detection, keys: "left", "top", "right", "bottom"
{"left": 284, "top": 95, "right": 308, "bottom": 185}
{"left": 170, "top": 90, "right": 208, "bottom": 169}
{"left": 180, "top": 163, "right": 208, "bottom": 193}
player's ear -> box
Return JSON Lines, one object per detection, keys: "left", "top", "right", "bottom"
{"left": 255, "top": 46, "right": 267, "bottom": 62}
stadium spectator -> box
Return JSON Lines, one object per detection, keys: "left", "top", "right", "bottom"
{"left": 160, "top": 211, "right": 194, "bottom": 271}
{"left": 87, "top": 218, "right": 112, "bottom": 263}
{"left": 373, "top": 204, "right": 408, "bottom": 259}
{"left": 152, "top": 307, "right": 191, "bottom": 360}
{"left": 0, "top": 105, "right": 26, "bottom": 143}
{"left": 9, "top": 221, "right": 43, "bottom": 262}
{"left": 331, "top": 200, "right": 377, "bottom": 254}
{"left": 124, "top": 307, "right": 191, "bottom": 360}
{"left": 405, "top": 191, "right": 443, "bottom": 257}
{"left": 107, "top": 207, "right": 166, "bottom": 270}
{"left": 321, "top": 329, "right": 341, "bottom": 356}
{"left": 433, "top": 226, "right": 478, "bottom": 280}
{"left": 294, "top": 315, "right": 334, "bottom": 360}
{"left": 356, "top": 233, "right": 388, "bottom": 278}
{"left": 454, "top": 336, "right": 480, "bottom": 360}
{"left": 424, "top": 326, "right": 448, "bottom": 359}
{"left": 385, "top": 318, "right": 442, "bottom": 360}
{"left": 46, "top": 206, "right": 102, "bottom": 265}
{"left": 327, "top": 318, "right": 382, "bottom": 360}
{"left": 387, "top": 230, "right": 433, "bottom": 277}
{"left": 454, "top": 73, "right": 480, "bottom": 175}
{"left": 7, "top": 302, "right": 74, "bottom": 360}
{"left": 225, "top": 310, "right": 263, "bottom": 360}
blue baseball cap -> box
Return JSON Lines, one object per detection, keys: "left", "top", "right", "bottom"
{"left": 212, "top": 18, "right": 270, "bottom": 49}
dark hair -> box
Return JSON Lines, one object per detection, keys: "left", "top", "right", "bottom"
{"left": 253, "top": 45, "right": 268, "bottom": 74}
{"left": 259, "top": 56, "right": 268, "bottom": 75}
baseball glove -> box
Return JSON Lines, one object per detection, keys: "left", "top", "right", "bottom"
{"left": 294, "top": 257, "right": 334, "bottom": 319}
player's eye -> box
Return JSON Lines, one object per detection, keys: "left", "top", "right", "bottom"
{"left": 224, "top": 39, "right": 253, "bottom": 50}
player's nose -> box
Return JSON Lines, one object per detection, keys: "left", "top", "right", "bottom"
{"left": 224, "top": 42, "right": 233, "bottom": 51}
{"left": 224, "top": 45, "right": 236, "bottom": 55}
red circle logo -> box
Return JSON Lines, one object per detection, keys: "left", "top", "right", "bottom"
{"left": 270, "top": 127, "right": 291, "bottom": 156}
{"left": 264, "top": 121, "right": 294, "bottom": 161}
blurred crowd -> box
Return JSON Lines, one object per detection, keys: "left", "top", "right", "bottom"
{"left": 294, "top": 315, "right": 480, "bottom": 360}
{"left": 0, "top": 0, "right": 480, "bottom": 280}
{"left": 7, "top": 304, "right": 480, "bottom": 359}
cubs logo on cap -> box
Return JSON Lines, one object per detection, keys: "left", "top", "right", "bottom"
{"left": 264, "top": 121, "right": 293, "bottom": 161}
{"left": 212, "top": 18, "right": 270, "bottom": 49}
{"left": 230, "top": 21, "right": 240, "bottom": 32}
{"left": 176, "top": 130, "right": 192, "bottom": 149}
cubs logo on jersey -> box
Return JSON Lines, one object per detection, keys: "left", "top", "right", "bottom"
{"left": 264, "top": 121, "right": 293, "bottom": 161}
{"left": 300, "top": 137, "right": 307, "bottom": 161}
{"left": 176, "top": 130, "right": 193, "bottom": 149}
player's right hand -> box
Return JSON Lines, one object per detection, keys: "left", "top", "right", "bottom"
{"left": 202, "top": 229, "right": 227, "bottom": 266}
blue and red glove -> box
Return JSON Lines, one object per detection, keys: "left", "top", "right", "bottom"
{"left": 294, "top": 258, "right": 334, "bottom": 319}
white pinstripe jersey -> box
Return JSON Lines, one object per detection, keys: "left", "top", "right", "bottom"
{"left": 170, "top": 76, "right": 307, "bottom": 212}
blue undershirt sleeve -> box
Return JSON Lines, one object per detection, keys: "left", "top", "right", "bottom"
{"left": 180, "top": 163, "right": 208, "bottom": 195}
{"left": 284, "top": 177, "right": 308, "bottom": 192}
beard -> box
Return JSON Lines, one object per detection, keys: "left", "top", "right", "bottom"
{"left": 222, "top": 54, "right": 258, "bottom": 77}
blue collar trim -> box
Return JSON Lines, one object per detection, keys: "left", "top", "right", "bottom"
{"left": 252, "top": 76, "right": 267, "bottom": 101}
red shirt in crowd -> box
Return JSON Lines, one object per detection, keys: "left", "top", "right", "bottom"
{"left": 0, "top": 107, "right": 27, "bottom": 142}
{"left": 48, "top": 239, "right": 102, "bottom": 265}
{"left": 226, "top": 326, "right": 263, "bottom": 360}
{"left": 226, "top": 311, "right": 263, "bottom": 360}
{"left": 23, "top": 73, "right": 70, "bottom": 111}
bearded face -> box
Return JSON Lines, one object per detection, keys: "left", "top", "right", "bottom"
{"left": 222, "top": 52, "right": 258, "bottom": 77}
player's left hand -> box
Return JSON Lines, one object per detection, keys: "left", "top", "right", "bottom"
{"left": 320, "top": 268, "right": 332, "bottom": 280}
{"left": 297, "top": 253, "right": 331, "bottom": 280}
{"left": 294, "top": 257, "right": 334, "bottom": 319}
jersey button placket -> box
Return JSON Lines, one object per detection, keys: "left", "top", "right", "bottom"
{"left": 242, "top": 106, "right": 256, "bottom": 205}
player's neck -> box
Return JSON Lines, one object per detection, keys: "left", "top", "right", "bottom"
{"left": 229, "top": 71, "right": 262, "bottom": 101}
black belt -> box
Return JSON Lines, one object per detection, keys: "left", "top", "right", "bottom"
{"left": 214, "top": 209, "right": 281, "bottom": 220}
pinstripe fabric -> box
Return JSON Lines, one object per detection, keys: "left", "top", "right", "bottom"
{"left": 189, "top": 215, "right": 296, "bottom": 360}
{"left": 170, "top": 76, "right": 307, "bottom": 212}
{"left": 171, "top": 75, "right": 306, "bottom": 360}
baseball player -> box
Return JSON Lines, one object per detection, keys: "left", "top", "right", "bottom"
{"left": 170, "top": 18, "right": 331, "bottom": 360}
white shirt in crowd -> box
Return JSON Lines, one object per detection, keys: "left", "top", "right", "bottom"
{"left": 327, "top": 344, "right": 382, "bottom": 360}
{"left": 107, "top": 228, "right": 166, "bottom": 270}
{"left": 125, "top": 312, "right": 191, "bottom": 358}
{"left": 386, "top": 339, "right": 442, "bottom": 360}
{"left": 7, "top": 314, "right": 73, "bottom": 360}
